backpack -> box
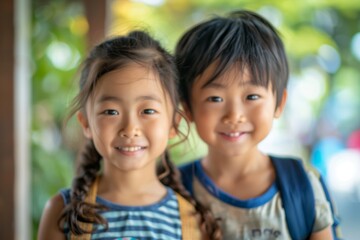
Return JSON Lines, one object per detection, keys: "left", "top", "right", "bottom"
{"left": 70, "top": 176, "right": 201, "bottom": 240}
{"left": 179, "top": 156, "right": 342, "bottom": 240}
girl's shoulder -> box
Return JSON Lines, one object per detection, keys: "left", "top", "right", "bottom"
{"left": 37, "top": 193, "right": 66, "bottom": 240}
{"left": 40, "top": 193, "right": 66, "bottom": 224}
{"left": 59, "top": 188, "right": 71, "bottom": 205}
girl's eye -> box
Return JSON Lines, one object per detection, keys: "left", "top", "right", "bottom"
{"left": 142, "top": 109, "right": 156, "bottom": 115}
{"left": 247, "top": 94, "right": 260, "bottom": 100}
{"left": 104, "top": 109, "right": 119, "bottom": 115}
{"left": 207, "top": 96, "right": 223, "bottom": 102}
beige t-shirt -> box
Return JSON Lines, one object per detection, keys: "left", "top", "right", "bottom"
{"left": 193, "top": 170, "right": 333, "bottom": 240}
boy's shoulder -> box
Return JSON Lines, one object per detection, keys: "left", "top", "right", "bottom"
{"left": 178, "top": 159, "right": 202, "bottom": 195}
{"left": 178, "top": 155, "right": 307, "bottom": 178}
{"left": 270, "top": 155, "right": 307, "bottom": 175}
{"left": 177, "top": 156, "right": 308, "bottom": 194}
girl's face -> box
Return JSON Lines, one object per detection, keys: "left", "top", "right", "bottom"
{"left": 78, "top": 63, "right": 177, "bottom": 173}
{"left": 186, "top": 63, "right": 286, "bottom": 159}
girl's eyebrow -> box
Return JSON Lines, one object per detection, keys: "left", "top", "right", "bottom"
{"left": 97, "top": 94, "right": 163, "bottom": 103}
{"left": 136, "top": 95, "right": 163, "bottom": 103}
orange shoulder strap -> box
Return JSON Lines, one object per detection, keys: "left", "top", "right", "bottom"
{"left": 70, "top": 176, "right": 99, "bottom": 240}
{"left": 175, "top": 192, "right": 202, "bottom": 240}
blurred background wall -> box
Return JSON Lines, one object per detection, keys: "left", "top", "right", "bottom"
{"left": 2, "top": 0, "right": 359, "bottom": 239}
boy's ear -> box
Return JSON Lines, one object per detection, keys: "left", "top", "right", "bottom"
{"left": 77, "top": 111, "right": 92, "bottom": 139}
{"left": 274, "top": 89, "right": 287, "bottom": 118}
{"left": 181, "top": 102, "right": 193, "bottom": 122}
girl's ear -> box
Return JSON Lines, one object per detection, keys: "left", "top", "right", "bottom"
{"left": 169, "top": 112, "right": 182, "bottom": 139}
{"left": 274, "top": 89, "right": 287, "bottom": 118}
{"left": 77, "top": 111, "right": 92, "bottom": 139}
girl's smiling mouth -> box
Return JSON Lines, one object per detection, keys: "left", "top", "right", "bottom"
{"left": 115, "top": 146, "right": 147, "bottom": 155}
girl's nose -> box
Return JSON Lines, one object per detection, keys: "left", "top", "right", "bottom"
{"left": 119, "top": 128, "right": 140, "bottom": 138}
{"left": 119, "top": 117, "right": 141, "bottom": 138}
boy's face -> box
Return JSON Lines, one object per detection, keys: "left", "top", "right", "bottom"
{"left": 186, "top": 63, "right": 286, "bottom": 158}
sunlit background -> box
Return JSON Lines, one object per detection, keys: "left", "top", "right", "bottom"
{"left": 32, "top": 0, "right": 360, "bottom": 239}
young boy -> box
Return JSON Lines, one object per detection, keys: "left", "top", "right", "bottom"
{"left": 176, "top": 10, "right": 340, "bottom": 240}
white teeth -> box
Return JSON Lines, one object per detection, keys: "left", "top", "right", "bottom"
{"left": 226, "top": 132, "right": 241, "bottom": 137}
{"left": 118, "top": 146, "right": 142, "bottom": 152}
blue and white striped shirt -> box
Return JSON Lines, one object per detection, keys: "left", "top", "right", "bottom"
{"left": 60, "top": 188, "right": 182, "bottom": 240}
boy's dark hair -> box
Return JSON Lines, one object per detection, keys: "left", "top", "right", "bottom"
{"left": 59, "top": 30, "right": 221, "bottom": 239}
{"left": 175, "top": 10, "right": 289, "bottom": 110}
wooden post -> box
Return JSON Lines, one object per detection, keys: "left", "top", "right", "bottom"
{"left": 0, "top": 0, "right": 15, "bottom": 239}
{"left": 83, "top": 0, "right": 107, "bottom": 48}
{"left": 0, "top": 0, "right": 31, "bottom": 239}
{"left": 14, "top": 0, "right": 31, "bottom": 239}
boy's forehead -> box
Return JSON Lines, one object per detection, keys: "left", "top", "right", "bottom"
{"left": 195, "top": 61, "right": 254, "bottom": 88}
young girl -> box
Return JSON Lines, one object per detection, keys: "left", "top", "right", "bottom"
{"left": 38, "top": 30, "right": 221, "bottom": 240}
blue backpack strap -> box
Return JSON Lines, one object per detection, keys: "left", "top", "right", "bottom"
{"left": 271, "top": 156, "right": 315, "bottom": 240}
{"left": 178, "top": 161, "right": 197, "bottom": 196}
{"left": 319, "top": 175, "right": 342, "bottom": 239}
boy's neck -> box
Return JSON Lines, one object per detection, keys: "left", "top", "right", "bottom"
{"left": 202, "top": 149, "right": 269, "bottom": 179}
{"left": 201, "top": 150, "right": 275, "bottom": 199}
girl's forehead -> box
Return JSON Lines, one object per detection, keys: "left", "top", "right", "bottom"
{"left": 89, "top": 64, "right": 173, "bottom": 106}
{"left": 92, "top": 63, "right": 159, "bottom": 92}
{"left": 100, "top": 63, "right": 157, "bottom": 84}
{"left": 96, "top": 73, "right": 162, "bottom": 96}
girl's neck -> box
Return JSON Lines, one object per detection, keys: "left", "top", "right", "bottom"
{"left": 97, "top": 167, "right": 167, "bottom": 206}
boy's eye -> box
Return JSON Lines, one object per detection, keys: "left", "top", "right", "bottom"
{"left": 142, "top": 109, "right": 156, "bottom": 115}
{"left": 207, "top": 96, "right": 223, "bottom": 102}
{"left": 247, "top": 94, "right": 260, "bottom": 100}
{"left": 104, "top": 109, "right": 119, "bottom": 115}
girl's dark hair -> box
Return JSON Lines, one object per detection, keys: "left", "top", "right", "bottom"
{"left": 59, "top": 30, "right": 221, "bottom": 239}
{"left": 175, "top": 9, "right": 289, "bottom": 110}
{"left": 158, "top": 151, "right": 222, "bottom": 239}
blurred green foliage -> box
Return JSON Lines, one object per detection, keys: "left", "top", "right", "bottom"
{"left": 31, "top": 0, "right": 86, "bottom": 238}
{"left": 32, "top": 0, "right": 360, "bottom": 239}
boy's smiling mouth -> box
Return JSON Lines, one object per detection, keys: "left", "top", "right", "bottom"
{"left": 223, "top": 132, "right": 242, "bottom": 137}
{"left": 219, "top": 131, "right": 248, "bottom": 142}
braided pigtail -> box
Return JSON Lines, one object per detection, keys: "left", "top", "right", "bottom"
{"left": 158, "top": 151, "right": 222, "bottom": 240}
{"left": 58, "top": 140, "right": 107, "bottom": 234}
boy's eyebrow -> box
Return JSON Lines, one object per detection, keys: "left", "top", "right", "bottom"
{"left": 97, "top": 94, "right": 163, "bottom": 103}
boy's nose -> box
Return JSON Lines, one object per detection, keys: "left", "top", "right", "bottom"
{"left": 223, "top": 105, "right": 246, "bottom": 124}
{"left": 223, "top": 114, "right": 246, "bottom": 124}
